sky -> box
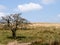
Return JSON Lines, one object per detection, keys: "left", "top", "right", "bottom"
{"left": 0, "top": 0, "right": 60, "bottom": 23}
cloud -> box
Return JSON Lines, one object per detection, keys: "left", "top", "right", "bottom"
{"left": 17, "top": 2, "right": 43, "bottom": 12}
{"left": 0, "top": 12, "right": 6, "bottom": 17}
{"left": 0, "top": 5, "right": 6, "bottom": 11}
{"left": 42, "top": 0, "right": 55, "bottom": 4}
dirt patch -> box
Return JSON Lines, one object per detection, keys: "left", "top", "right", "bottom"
{"left": 7, "top": 41, "right": 31, "bottom": 45}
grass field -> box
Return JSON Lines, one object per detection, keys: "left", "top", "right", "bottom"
{"left": 0, "top": 23, "right": 60, "bottom": 45}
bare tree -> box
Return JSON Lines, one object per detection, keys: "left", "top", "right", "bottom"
{"left": 2, "top": 13, "right": 29, "bottom": 39}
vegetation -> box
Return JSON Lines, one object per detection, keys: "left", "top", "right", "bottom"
{"left": 0, "top": 26, "right": 60, "bottom": 45}
{"left": 1, "top": 13, "right": 29, "bottom": 39}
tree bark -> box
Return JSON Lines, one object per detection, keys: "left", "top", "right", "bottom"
{"left": 11, "top": 28, "right": 16, "bottom": 39}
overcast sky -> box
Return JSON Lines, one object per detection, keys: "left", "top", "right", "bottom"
{"left": 0, "top": 0, "right": 60, "bottom": 23}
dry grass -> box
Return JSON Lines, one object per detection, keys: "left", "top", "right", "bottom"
{"left": 0, "top": 23, "right": 60, "bottom": 45}
{"left": 29, "top": 23, "right": 60, "bottom": 27}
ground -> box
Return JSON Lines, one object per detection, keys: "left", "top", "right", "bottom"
{"left": 0, "top": 23, "right": 60, "bottom": 45}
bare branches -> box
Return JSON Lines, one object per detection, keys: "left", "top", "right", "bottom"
{"left": 1, "top": 13, "right": 29, "bottom": 29}
{"left": 1, "top": 13, "right": 30, "bottom": 38}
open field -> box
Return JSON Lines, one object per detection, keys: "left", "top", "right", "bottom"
{"left": 0, "top": 23, "right": 60, "bottom": 45}
{"left": 29, "top": 23, "right": 60, "bottom": 27}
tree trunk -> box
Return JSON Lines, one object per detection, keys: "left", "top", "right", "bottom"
{"left": 11, "top": 28, "right": 16, "bottom": 39}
